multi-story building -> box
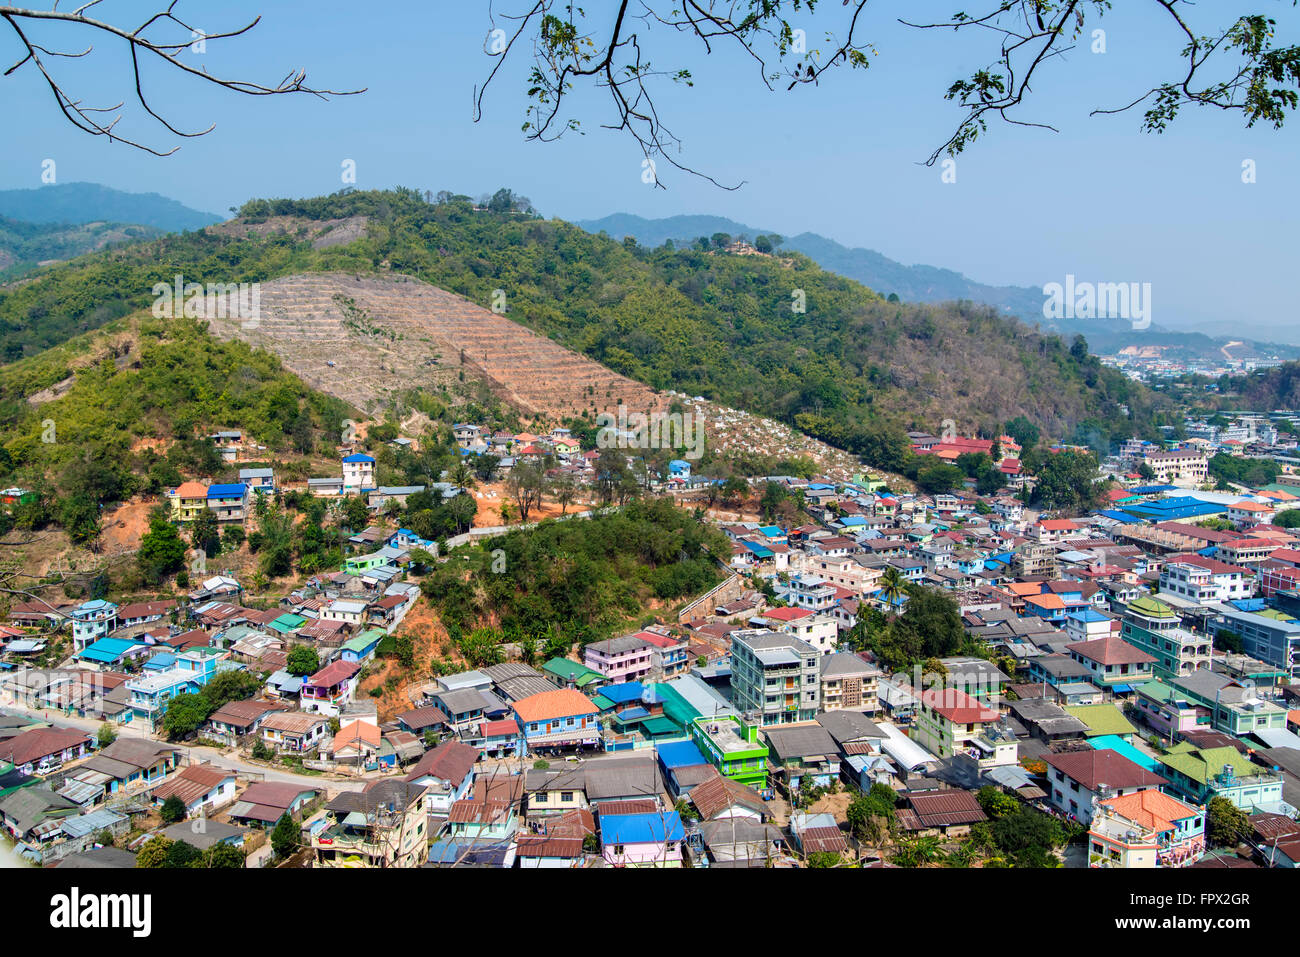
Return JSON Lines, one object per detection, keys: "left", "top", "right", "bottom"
{"left": 1089, "top": 790, "right": 1206, "bottom": 868}
{"left": 1043, "top": 750, "right": 1171, "bottom": 825}
{"left": 818, "top": 653, "right": 881, "bottom": 714}
{"left": 635, "top": 630, "right": 690, "bottom": 679}
{"left": 1214, "top": 606, "right": 1300, "bottom": 679}
{"left": 1141, "top": 450, "right": 1208, "bottom": 486}
{"left": 168, "top": 481, "right": 209, "bottom": 523}
{"left": 300, "top": 660, "right": 361, "bottom": 717}
{"left": 1167, "top": 670, "right": 1288, "bottom": 737}
{"left": 776, "top": 574, "right": 837, "bottom": 612}
{"left": 69, "top": 600, "right": 117, "bottom": 651}
{"left": 584, "top": 634, "right": 654, "bottom": 683}
{"left": 1155, "top": 743, "right": 1284, "bottom": 812}
{"left": 912, "top": 688, "right": 1015, "bottom": 769}
{"left": 690, "top": 714, "right": 769, "bottom": 789}
{"left": 755, "top": 607, "right": 838, "bottom": 655}
{"left": 1120, "top": 596, "right": 1213, "bottom": 680}
{"left": 1065, "top": 636, "right": 1156, "bottom": 691}
{"left": 342, "top": 453, "right": 376, "bottom": 491}
{"left": 313, "top": 780, "right": 428, "bottom": 868}
{"left": 513, "top": 689, "right": 600, "bottom": 754}
{"left": 1159, "top": 555, "right": 1253, "bottom": 603}
{"left": 1226, "top": 498, "right": 1276, "bottom": 529}
{"left": 205, "top": 483, "right": 248, "bottom": 523}
{"left": 729, "top": 630, "right": 821, "bottom": 726}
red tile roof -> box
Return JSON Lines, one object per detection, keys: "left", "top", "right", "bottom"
{"left": 1042, "top": 749, "right": 1169, "bottom": 790}
{"left": 919, "top": 688, "right": 999, "bottom": 724}
{"left": 1067, "top": 636, "right": 1156, "bottom": 667}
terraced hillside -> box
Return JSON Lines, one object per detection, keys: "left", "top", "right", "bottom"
{"left": 202, "top": 271, "right": 860, "bottom": 474}
{"left": 205, "top": 271, "right": 668, "bottom": 420}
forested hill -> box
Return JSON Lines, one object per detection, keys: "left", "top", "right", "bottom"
{"left": 0, "top": 188, "right": 1176, "bottom": 467}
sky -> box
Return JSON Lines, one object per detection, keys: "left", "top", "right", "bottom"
{"left": 1, "top": 1, "right": 1298, "bottom": 341}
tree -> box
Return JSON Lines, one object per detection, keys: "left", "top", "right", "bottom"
{"left": 1032, "top": 450, "right": 1103, "bottom": 513}
{"left": 286, "top": 645, "right": 320, "bottom": 677}
{"left": 1003, "top": 416, "right": 1040, "bottom": 451}
{"left": 976, "top": 786, "right": 1020, "bottom": 821}
{"left": 205, "top": 842, "right": 246, "bottom": 868}
{"left": 159, "top": 795, "right": 187, "bottom": 823}
{"left": 190, "top": 508, "right": 221, "bottom": 558}
{"left": 1275, "top": 509, "right": 1300, "bottom": 528}
{"left": 506, "top": 461, "right": 546, "bottom": 523}
{"left": 138, "top": 512, "right": 187, "bottom": 581}
{"left": 96, "top": 722, "right": 116, "bottom": 748}
{"left": 271, "top": 813, "right": 299, "bottom": 860}
{"left": 161, "top": 691, "right": 210, "bottom": 740}
{"left": 877, "top": 566, "right": 906, "bottom": 613}
{"left": 805, "top": 851, "right": 842, "bottom": 868}
{"left": 135, "top": 836, "right": 173, "bottom": 868}
{"left": 478, "top": 2, "right": 1300, "bottom": 188}
{"left": 1, "top": 4, "right": 359, "bottom": 155}
{"left": 1206, "top": 796, "right": 1250, "bottom": 848}
{"left": 343, "top": 494, "right": 370, "bottom": 532}
{"left": 846, "top": 783, "right": 897, "bottom": 846}
{"left": 915, "top": 462, "right": 965, "bottom": 495}
{"left": 166, "top": 839, "right": 203, "bottom": 868}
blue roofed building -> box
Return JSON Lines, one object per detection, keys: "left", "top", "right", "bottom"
{"left": 77, "top": 636, "right": 145, "bottom": 671}
{"left": 600, "top": 810, "right": 686, "bottom": 867}
{"left": 205, "top": 483, "right": 248, "bottom": 522}
{"left": 70, "top": 599, "right": 117, "bottom": 651}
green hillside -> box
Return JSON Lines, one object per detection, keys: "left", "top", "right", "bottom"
{"left": 0, "top": 188, "right": 1176, "bottom": 471}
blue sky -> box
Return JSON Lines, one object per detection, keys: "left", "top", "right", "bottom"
{"left": 1, "top": 1, "right": 1297, "bottom": 340}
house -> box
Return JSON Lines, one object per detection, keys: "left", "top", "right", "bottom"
{"left": 69, "top": 600, "right": 118, "bottom": 651}
{"left": 912, "top": 688, "right": 1011, "bottom": 765}
{"left": 542, "top": 657, "right": 604, "bottom": 691}
{"left": 342, "top": 453, "right": 376, "bottom": 491}
{"left": 0, "top": 727, "right": 93, "bottom": 776}
{"left": 688, "top": 770, "right": 768, "bottom": 823}
{"left": 516, "top": 808, "right": 595, "bottom": 869}
{"left": 896, "top": 788, "right": 988, "bottom": 838}
{"left": 204, "top": 698, "right": 291, "bottom": 745}
{"left": 150, "top": 763, "right": 237, "bottom": 817}
{"left": 584, "top": 634, "right": 655, "bottom": 683}
{"left": 1042, "top": 749, "right": 1171, "bottom": 824}
{"left": 206, "top": 483, "right": 249, "bottom": 523}
{"left": 524, "top": 766, "right": 590, "bottom": 821}
{"left": 66, "top": 739, "right": 181, "bottom": 795}
{"left": 513, "top": 689, "right": 600, "bottom": 754}
{"left": 0, "top": 785, "right": 80, "bottom": 842}
{"left": 1089, "top": 789, "right": 1206, "bottom": 868}
{"left": 239, "top": 467, "right": 275, "bottom": 493}
{"left": 300, "top": 659, "right": 361, "bottom": 716}
{"left": 439, "top": 775, "right": 524, "bottom": 845}
{"left": 762, "top": 724, "right": 841, "bottom": 794}
{"left": 818, "top": 653, "right": 882, "bottom": 713}
{"left": 1154, "top": 743, "right": 1284, "bottom": 811}
{"left": 1066, "top": 636, "right": 1156, "bottom": 692}
{"left": 312, "top": 779, "right": 428, "bottom": 868}
{"left": 690, "top": 714, "right": 769, "bottom": 790}
{"left": 228, "top": 781, "right": 321, "bottom": 827}
{"left": 698, "top": 817, "right": 786, "bottom": 866}
{"left": 599, "top": 810, "right": 685, "bottom": 867}
{"left": 259, "top": 712, "right": 329, "bottom": 752}
{"left": 329, "top": 720, "right": 382, "bottom": 766}
{"left": 403, "top": 740, "right": 478, "bottom": 818}
{"left": 168, "top": 481, "right": 209, "bottom": 523}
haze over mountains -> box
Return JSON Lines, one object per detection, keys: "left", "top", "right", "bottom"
{"left": 0, "top": 182, "right": 221, "bottom": 233}
{"left": 576, "top": 212, "right": 1300, "bottom": 357}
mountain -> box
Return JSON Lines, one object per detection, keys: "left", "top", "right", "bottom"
{"left": 0, "top": 188, "right": 1174, "bottom": 468}
{"left": 576, "top": 213, "right": 1300, "bottom": 359}
{"left": 0, "top": 215, "right": 160, "bottom": 280}
{"left": 0, "top": 182, "right": 221, "bottom": 233}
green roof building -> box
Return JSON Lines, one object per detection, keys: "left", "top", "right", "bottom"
{"left": 1155, "top": 743, "right": 1284, "bottom": 811}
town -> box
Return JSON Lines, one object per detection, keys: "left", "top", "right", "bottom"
{"left": 3, "top": 404, "right": 1300, "bottom": 871}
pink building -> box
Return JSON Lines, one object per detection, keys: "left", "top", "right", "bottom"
{"left": 584, "top": 634, "right": 654, "bottom": 683}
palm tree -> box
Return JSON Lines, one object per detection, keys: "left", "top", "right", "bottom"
{"left": 879, "top": 566, "right": 905, "bottom": 613}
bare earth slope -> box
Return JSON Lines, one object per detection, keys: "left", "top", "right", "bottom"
{"left": 205, "top": 271, "right": 859, "bottom": 475}
{"left": 206, "top": 272, "right": 665, "bottom": 420}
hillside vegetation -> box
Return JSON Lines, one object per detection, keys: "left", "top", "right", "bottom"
{"left": 0, "top": 188, "right": 1176, "bottom": 469}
